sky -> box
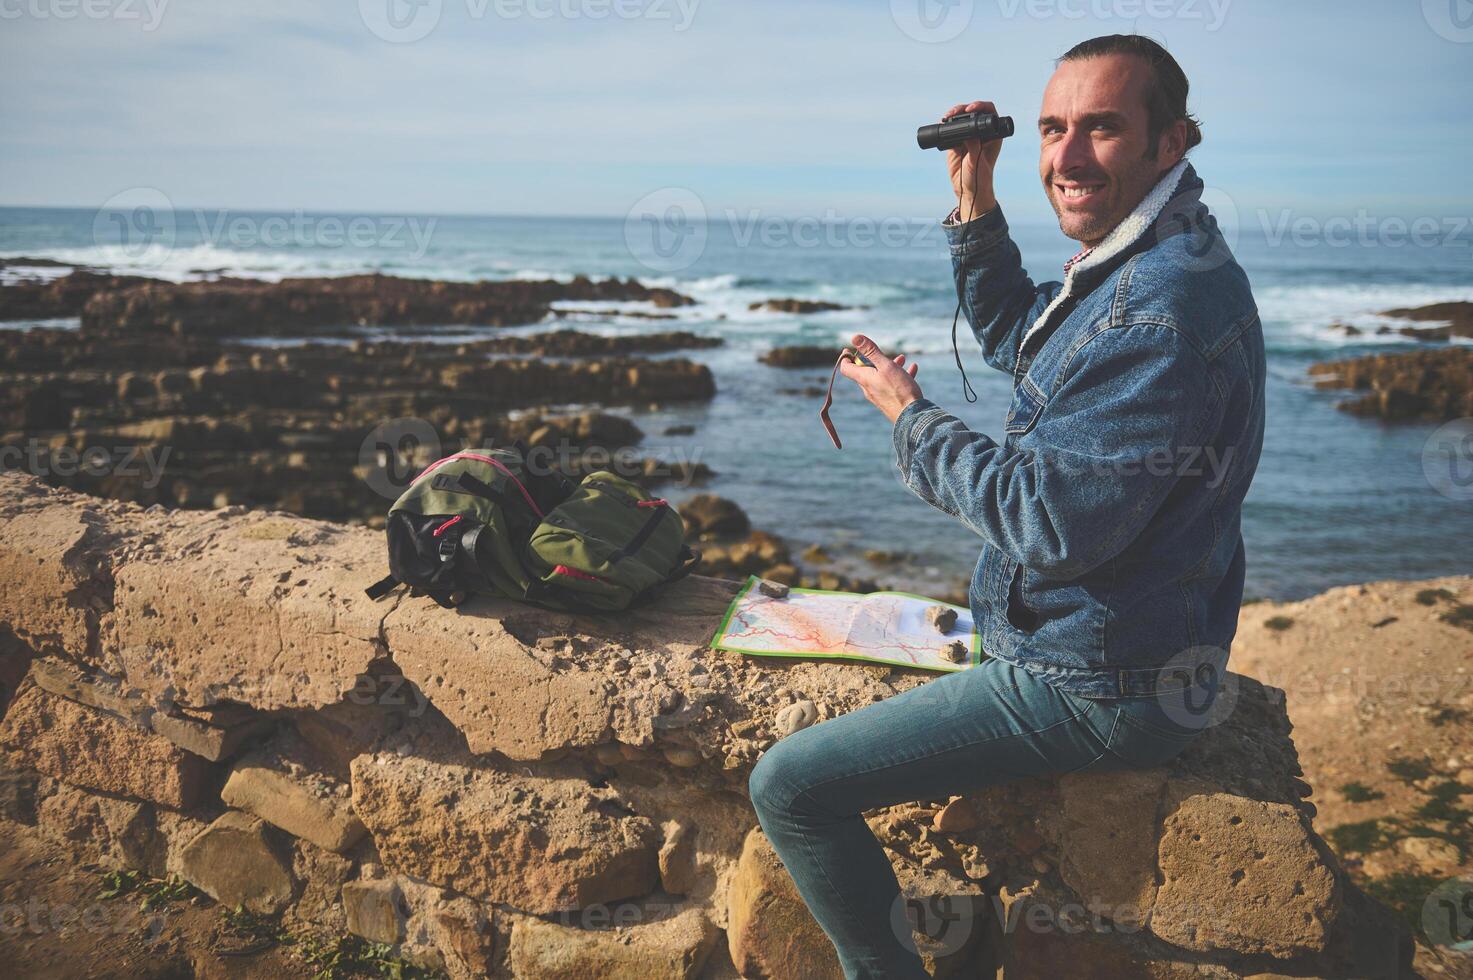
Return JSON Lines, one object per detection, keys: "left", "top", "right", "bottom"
{"left": 1, "top": 0, "right": 1471, "bottom": 227}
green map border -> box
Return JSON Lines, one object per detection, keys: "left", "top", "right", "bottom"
{"left": 709, "top": 575, "right": 985, "bottom": 673}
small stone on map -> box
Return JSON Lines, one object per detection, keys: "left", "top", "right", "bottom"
{"left": 758, "top": 579, "right": 790, "bottom": 599}
{"left": 940, "top": 640, "right": 969, "bottom": 664}
{"left": 926, "top": 605, "right": 958, "bottom": 633}
{"left": 775, "top": 700, "right": 818, "bottom": 737}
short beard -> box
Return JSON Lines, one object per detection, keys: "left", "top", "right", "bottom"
{"left": 1054, "top": 207, "right": 1115, "bottom": 247}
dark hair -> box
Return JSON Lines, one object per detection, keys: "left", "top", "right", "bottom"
{"left": 1058, "top": 34, "right": 1203, "bottom": 155}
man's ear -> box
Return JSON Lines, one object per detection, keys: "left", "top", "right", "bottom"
{"left": 1156, "top": 119, "right": 1188, "bottom": 170}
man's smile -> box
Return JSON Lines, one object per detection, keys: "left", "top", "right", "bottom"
{"left": 1054, "top": 181, "right": 1106, "bottom": 205}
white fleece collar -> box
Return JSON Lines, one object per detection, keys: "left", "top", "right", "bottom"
{"left": 1020, "top": 159, "right": 1191, "bottom": 349}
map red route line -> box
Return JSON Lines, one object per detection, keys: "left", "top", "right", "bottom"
{"left": 711, "top": 577, "right": 982, "bottom": 673}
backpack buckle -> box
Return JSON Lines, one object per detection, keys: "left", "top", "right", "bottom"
{"left": 438, "top": 536, "right": 457, "bottom": 563}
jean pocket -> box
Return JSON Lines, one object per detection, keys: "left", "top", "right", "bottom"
{"left": 1112, "top": 712, "right": 1199, "bottom": 768}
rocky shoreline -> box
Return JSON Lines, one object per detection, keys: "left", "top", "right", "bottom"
{"left": 1310, "top": 301, "right": 1473, "bottom": 422}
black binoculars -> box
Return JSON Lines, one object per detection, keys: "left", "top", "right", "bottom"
{"left": 916, "top": 112, "right": 1015, "bottom": 151}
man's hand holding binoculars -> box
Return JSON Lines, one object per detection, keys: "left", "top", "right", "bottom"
{"left": 944, "top": 100, "right": 1003, "bottom": 219}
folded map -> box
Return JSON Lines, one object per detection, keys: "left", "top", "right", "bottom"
{"left": 710, "top": 575, "right": 982, "bottom": 672}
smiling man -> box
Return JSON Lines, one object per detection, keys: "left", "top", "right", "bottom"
{"left": 749, "top": 35, "right": 1265, "bottom": 979}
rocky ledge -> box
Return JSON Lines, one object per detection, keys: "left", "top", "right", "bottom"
{"left": 1, "top": 269, "right": 693, "bottom": 338}
{"left": 0, "top": 472, "right": 1411, "bottom": 978}
{"left": 0, "top": 323, "right": 716, "bottom": 524}
{"left": 1308, "top": 347, "right": 1472, "bottom": 422}
{"left": 1310, "top": 300, "right": 1473, "bottom": 422}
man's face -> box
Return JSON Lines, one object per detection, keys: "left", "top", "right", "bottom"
{"left": 1038, "top": 53, "right": 1177, "bottom": 247}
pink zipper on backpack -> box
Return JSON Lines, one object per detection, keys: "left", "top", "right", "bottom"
{"left": 417, "top": 452, "right": 545, "bottom": 518}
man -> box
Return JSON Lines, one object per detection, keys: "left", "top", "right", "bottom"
{"left": 749, "top": 35, "right": 1265, "bottom": 979}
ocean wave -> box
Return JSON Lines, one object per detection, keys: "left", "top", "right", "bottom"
{"left": 1257, "top": 281, "right": 1473, "bottom": 349}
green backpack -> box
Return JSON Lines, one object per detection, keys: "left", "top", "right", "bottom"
{"left": 364, "top": 446, "right": 699, "bottom": 612}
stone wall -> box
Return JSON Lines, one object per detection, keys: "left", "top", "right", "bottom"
{"left": 0, "top": 472, "right": 1412, "bottom": 978}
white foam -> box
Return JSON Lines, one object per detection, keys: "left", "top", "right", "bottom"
{"left": 1257, "top": 282, "right": 1473, "bottom": 347}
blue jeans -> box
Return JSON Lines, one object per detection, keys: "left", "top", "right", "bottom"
{"left": 748, "top": 658, "right": 1207, "bottom": 979}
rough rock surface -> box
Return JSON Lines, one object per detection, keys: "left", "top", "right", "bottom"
{"left": 177, "top": 810, "right": 296, "bottom": 914}
{"left": 507, "top": 907, "right": 720, "bottom": 979}
{"left": 0, "top": 681, "right": 213, "bottom": 809}
{"left": 222, "top": 746, "right": 367, "bottom": 853}
{"left": 0, "top": 474, "right": 1418, "bottom": 978}
{"left": 727, "top": 827, "right": 844, "bottom": 980}
{"left": 350, "top": 747, "right": 661, "bottom": 913}
{"left": 758, "top": 344, "right": 843, "bottom": 367}
{"left": 1308, "top": 346, "right": 1473, "bottom": 421}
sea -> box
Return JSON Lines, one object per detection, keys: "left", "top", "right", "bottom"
{"left": 1, "top": 204, "right": 1470, "bottom": 602}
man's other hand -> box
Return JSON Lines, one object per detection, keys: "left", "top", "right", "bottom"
{"left": 839, "top": 334, "right": 922, "bottom": 424}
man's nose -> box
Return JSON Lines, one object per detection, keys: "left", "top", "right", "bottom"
{"left": 1050, "top": 126, "right": 1095, "bottom": 177}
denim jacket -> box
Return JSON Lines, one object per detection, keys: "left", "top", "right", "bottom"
{"left": 892, "top": 161, "right": 1265, "bottom": 697}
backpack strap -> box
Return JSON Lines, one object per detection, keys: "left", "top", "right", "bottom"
{"left": 364, "top": 574, "right": 400, "bottom": 600}
{"left": 667, "top": 545, "right": 701, "bottom": 583}
{"left": 607, "top": 502, "right": 670, "bottom": 565}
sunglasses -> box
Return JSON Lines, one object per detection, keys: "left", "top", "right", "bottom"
{"left": 818, "top": 348, "right": 875, "bottom": 450}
